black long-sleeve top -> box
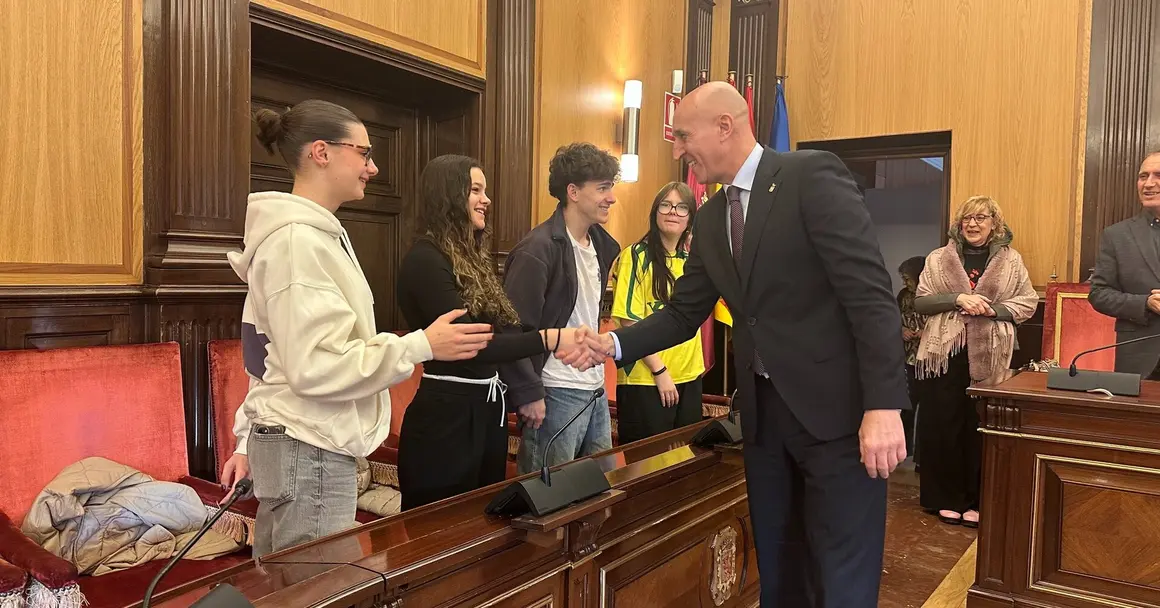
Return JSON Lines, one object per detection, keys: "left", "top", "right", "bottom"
{"left": 396, "top": 239, "right": 547, "bottom": 379}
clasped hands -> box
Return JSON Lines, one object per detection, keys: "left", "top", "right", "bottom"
{"left": 548, "top": 326, "right": 615, "bottom": 370}
{"left": 956, "top": 293, "right": 996, "bottom": 317}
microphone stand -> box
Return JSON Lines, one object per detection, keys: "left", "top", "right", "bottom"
{"left": 142, "top": 479, "right": 253, "bottom": 608}
{"left": 1047, "top": 333, "right": 1160, "bottom": 397}
{"left": 540, "top": 388, "right": 604, "bottom": 486}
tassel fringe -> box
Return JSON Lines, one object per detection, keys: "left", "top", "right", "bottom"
{"left": 25, "top": 580, "right": 86, "bottom": 608}
{"left": 0, "top": 587, "right": 25, "bottom": 608}
{"left": 507, "top": 436, "right": 520, "bottom": 457}
{"left": 206, "top": 507, "right": 255, "bottom": 547}
{"left": 368, "top": 461, "right": 399, "bottom": 489}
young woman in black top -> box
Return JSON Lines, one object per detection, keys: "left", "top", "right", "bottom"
{"left": 396, "top": 154, "right": 590, "bottom": 510}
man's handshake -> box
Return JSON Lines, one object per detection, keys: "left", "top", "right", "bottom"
{"left": 550, "top": 326, "right": 616, "bottom": 371}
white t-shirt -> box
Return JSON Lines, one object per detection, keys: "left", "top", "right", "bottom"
{"left": 542, "top": 231, "right": 605, "bottom": 390}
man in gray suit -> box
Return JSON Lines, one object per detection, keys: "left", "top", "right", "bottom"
{"left": 1090, "top": 151, "right": 1160, "bottom": 376}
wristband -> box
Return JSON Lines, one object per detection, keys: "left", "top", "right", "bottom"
{"left": 651, "top": 366, "right": 667, "bottom": 376}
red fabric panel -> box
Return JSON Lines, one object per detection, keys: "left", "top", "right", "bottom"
{"left": 0, "top": 510, "right": 77, "bottom": 588}
{"left": 0, "top": 343, "right": 189, "bottom": 524}
{"left": 1042, "top": 283, "right": 1117, "bottom": 371}
{"left": 77, "top": 551, "right": 252, "bottom": 608}
{"left": 207, "top": 340, "right": 248, "bottom": 481}
{"left": 0, "top": 558, "right": 25, "bottom": 596}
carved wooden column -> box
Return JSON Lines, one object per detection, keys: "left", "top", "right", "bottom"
{"left": 142, "top": 0, "right": 251, "bottom": 478}
{"left": 483, "top": 0, "right": 536, "bottom": 270}
{"left": 730, "top": 0, "right": 780, "bottom": 144}
{"left": 1080, "top": 0, "right": 1160, "bottom": 277}
{"left": 686, "top": 0, "right": 716, "bottom": 92}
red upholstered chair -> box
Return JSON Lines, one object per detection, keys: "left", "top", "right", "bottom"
{"left": 1041, "top": 282, "right": 1117, "bottom": 371}
{"left": 0, "top": 343, "right": 251, "bottom": 608}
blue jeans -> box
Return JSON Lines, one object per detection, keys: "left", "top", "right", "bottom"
{"left": 517, "top": 386, "right": 611, "bottom": 474}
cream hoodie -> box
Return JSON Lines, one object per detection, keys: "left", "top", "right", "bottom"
{"left": 227, "top": 192, "right": 432, "bottom": 458}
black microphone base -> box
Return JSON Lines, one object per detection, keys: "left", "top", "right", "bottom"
{"left": 691, "top": 415, "right": 743, "bottom": 447}
{"left": 484, "top": 458, "right": 611, "bottom": 518}
{"left": 189, "top": 584, "right": 255, "bottom": 607}
{"left": 1046, "top": 367, "right": 1142, "bottom": 397}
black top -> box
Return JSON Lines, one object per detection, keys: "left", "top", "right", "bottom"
{"left": 963, "top": 244, "right": 988, "bottom": 289}
{"left": 397, "top": 239, "right": 546, "bottom": 380}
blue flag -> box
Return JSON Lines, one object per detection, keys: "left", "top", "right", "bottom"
{"left": 769, "top": 79, "right": 790, "bottom": 152}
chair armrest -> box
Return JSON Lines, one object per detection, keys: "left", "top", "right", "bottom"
{"left": 0, "top": 557, "right": 26, "bottom": 601}
{"left": 0, "top": 511, "right": 80, "bottom": 594}
{"left": 177, "top": 476, "right": 257, "bottom": 546}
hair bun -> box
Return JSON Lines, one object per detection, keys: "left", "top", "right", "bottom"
{"left": 254, "top": 108, "right": 285, "bottom": 155}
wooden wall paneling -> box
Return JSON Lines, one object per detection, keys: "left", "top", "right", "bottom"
{"left": 147, "top": 287, "right": 244, "bottom": 479}
{"left": 484, "top": 0, "right": 536, "bottom": 264}
{"left": 250, "top": 0, "right": 488, "bottom": 79}
{"left": 784, "top": 0, "right": 1092, "bottom": 288}
{"left": 138, "top": 0, "right": 252, "bottom": 479}
{"left": 0, "top": 0, "right": 143, "bottom": 285}
{"left": 686, "top": 0, "right": 716, "bottom": 93}
{"left": 1079, "top": 0, "right": 1160, "bottom": 278}
{"left": 729, "top": 0, "right": 779, "bottom": 146}
{"left": 0, "top": 288, "right": 146, "bottom": 351}
{"left": 710, "top": 0, "right": 732, "bottom": 82}
{"left": 534, "top": 0, "right": 688, "bottom": 246}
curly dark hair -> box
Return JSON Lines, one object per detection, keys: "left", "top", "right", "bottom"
{"left": 415, "top": 154, "right": 521, "bottom": 327}
{"left": 547, "top": 142, "right": 620, "bottom": 203}
{"left": 898, "top": 256, "right": 926, "bottom": 283}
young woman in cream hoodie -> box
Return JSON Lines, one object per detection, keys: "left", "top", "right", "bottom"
{"left": 219, "top": 99, "right": 494, "bottom": 557}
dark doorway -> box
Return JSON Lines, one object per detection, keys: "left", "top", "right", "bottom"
{"left": 798, "top": 132, "right": 952, "bottom": 293}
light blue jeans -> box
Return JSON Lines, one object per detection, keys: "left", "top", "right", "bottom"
{"left": 247, "top": 425, "right": 357, "bottom": 558}
{"left": 517, "top": 386, "right": 612, "bottom": 474}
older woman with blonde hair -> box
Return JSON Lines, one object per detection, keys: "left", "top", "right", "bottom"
{"left": 913, "top": 196, "right": 1038, "bottom": 528}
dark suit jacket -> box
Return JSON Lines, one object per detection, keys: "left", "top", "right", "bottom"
{"left": 613, "top": 147, "right": 909, "bottom": 442}
{"left": 1089, "top": 213, "right": 1160, "bottom": 376}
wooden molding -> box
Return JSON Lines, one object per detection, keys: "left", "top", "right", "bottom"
{"left": 1080, "top": 0, "right": 1160, "bottom": 277}
{"left": 250, "top": 2, "right": 487, "bottom": 92}
{"left": 729, "top": 0, "right": 779, "bottom": 144}
{"left": 484, "top": 0, "right": 536, "bottom": 255}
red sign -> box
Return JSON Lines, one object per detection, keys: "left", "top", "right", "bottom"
{"left": 663, "top": 92, "right": 680, "bottom": 142}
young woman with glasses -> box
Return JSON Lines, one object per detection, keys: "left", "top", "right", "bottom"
{"left": 221, "top": 100, "right": 494, "bottom": 556}
{"left": 609, "top": 182, "right": 704, "bottom": 444}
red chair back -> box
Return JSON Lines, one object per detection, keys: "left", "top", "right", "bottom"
{"left": 1042, "top": 283, "right": 1116, "bottom": 371}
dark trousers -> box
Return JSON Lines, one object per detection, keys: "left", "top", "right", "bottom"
{"left": 904, "top": 364, "right": 920, "bottom": 464}
{"left": 397, "top": 380, "right": 508, "bottom": 511}
{"left": 615, "top": 377, "right": 704, "bottom": 444}
{"left": 915, "top": 351, "right": 981, "bottom": 513}
{"left": 744, "top": 376, "right": 887, "bottom": 607}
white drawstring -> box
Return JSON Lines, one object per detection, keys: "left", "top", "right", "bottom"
{"left": 421, "top": 372, "right": 508, "bottom": 427}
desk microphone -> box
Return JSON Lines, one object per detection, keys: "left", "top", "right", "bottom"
{"left": 692, "top": 388, "right": 743, "bottom": 447}
{"left": 142, "top": 478, "right": 254, "bottom": 608}
{"left": 1047, "top": 333, "right": 1160, "bottom": 397}
{"left": 541, "top": 388, "right": 604, "bottom": 486}
{"left": 485, "top": 388, "right": 612, "bottom": 517}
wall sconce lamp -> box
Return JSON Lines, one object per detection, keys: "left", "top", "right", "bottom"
{"left": 621, "top": 79, "right": 642, "bottom": 183}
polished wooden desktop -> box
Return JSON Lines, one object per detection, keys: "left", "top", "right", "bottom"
{"left": 968, "top": 371, "right": 1160, "bottom": 608}
{"left": 154, "top": 422, "right": 760, "bottom": 608}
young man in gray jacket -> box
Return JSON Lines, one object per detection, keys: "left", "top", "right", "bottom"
{"left": 501, "top": 143, "right": 621, "bottom": 474}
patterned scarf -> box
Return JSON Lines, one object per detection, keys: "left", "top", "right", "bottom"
{"left": 915, "top": 241, "right": 1039, "bottom": 385}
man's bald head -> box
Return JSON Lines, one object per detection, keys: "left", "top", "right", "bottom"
{"left": 677, "top": 81, "right": 753, "bottom": 132}
{"left": 671, "top": 81, "right": 759, "bottom": 185}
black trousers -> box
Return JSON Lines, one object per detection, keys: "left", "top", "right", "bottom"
{"left": 915, "top": 351, "right": 981, "bottom": 513}
{"left": 744, "top": 376, "right": 887, "bottom": 607}
{"left": 397, "top": 379, "right": 508, "bottom": 511}
{"left": 615, "top": 377, "right": 703, "bottom": 444}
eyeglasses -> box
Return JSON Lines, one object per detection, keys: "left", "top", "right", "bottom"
{"left": 961, "top": 214, "right": 992, "bottom": 226}
{"left": 325, "top": 141, "right": 373, "bottom": 165}
{"left": 658, "top": 201, "right": 691, "bottom": 217}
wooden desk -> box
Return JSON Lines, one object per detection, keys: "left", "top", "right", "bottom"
{"left": 968, "top": 372, "right": 1160, "bottom": 608}
{"left": 154, "top": 422, "right": 760, "bottom": 608}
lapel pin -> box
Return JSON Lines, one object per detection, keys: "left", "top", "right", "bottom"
{"left": 768, "top": 183, "right": 777, "bottom": 193}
